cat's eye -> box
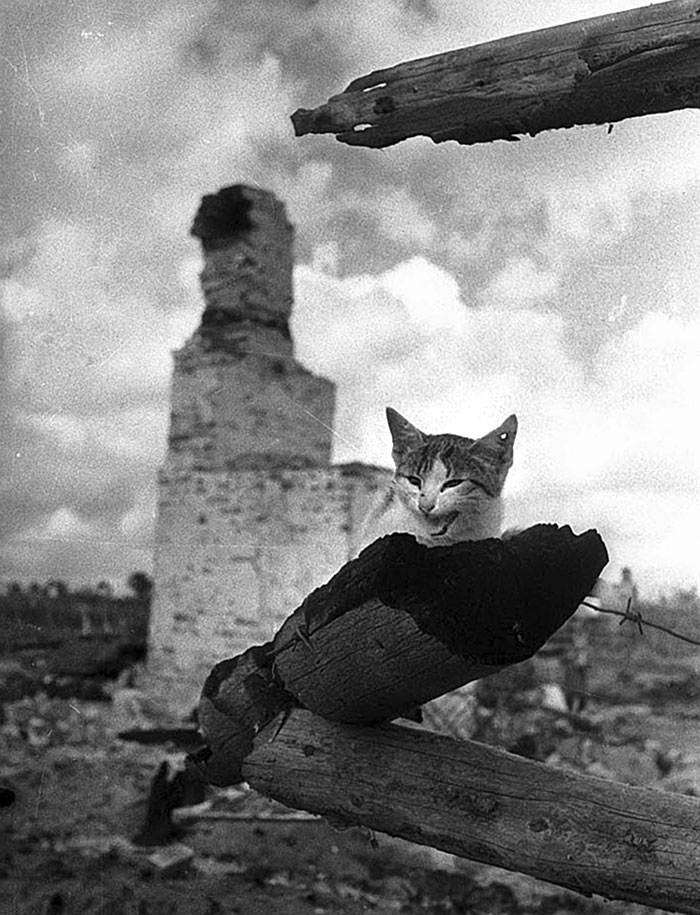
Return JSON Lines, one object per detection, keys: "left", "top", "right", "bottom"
{"left": 441, "top": 479, "right": 465, "bottom": 490}
{"left": 406, "top": 475, "right": 421, "bottom": 487}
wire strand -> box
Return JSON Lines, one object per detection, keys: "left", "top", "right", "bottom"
{"left": 581, "top": 598, "right": 700, "bottom": 648}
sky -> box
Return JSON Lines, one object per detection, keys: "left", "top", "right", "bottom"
{"left": 1, "top": 0, "right": 699, "bottom": 595}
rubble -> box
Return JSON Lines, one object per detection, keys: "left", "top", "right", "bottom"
{"left": 147, "top": 843, "right": 195, "bottom": 877}
{"left": 2, "top": 631, "right": 699, "bottom": 915}
{"left": 1, "top": 693, "right": 107, "bottom": 750}
{"left": 133, "top": 759, "right": 207, "bottom": 846}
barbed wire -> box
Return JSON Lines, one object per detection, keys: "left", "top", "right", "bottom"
{"left": 581, "top": 597, "right": 700, "bottom": 648}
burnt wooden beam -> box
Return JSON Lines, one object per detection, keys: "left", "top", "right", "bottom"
{"left": 186, "top": 525, "right": 700, "bottom": 909}
{"left": 291, "top": 0, "right": 700, "bottom": 148}
{"left": 192, "top": 524, "right": 606, "bottom": 785}
{"left": 241, "top": 710, "right": 700, "bottom": 915}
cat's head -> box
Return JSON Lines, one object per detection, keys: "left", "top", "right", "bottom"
{"left": 386, "top": 407, "right": 517, "bottom": 520}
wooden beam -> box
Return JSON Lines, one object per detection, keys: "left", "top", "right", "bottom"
{"left": 291, "top": 0, "right": 700, "bottom": 148}
{"left": 193, "top": 525, "right": 607, "bottom": 785}
{"left": 270, "top": 525, "right": 605, "bottom": 723}
{"left": 187, "top": 524, "right": 700, "bottom": 910}
{"left": 242, "top": 710, "right": 700, "bottom": 915}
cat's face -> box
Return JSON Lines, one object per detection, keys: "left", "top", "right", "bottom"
{"left": 386, "top": 407, "right": 517, "bottom": 521}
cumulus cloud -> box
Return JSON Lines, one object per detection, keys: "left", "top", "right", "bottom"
{"left": 1, "top": 0, "right": 699, "bottom": 592}
{"left": 294, "top": 253, "right": 583, "bottom": 468}
{"left": 481, "top": 257, "right": 559, "bottom": 308}
{"left": 294, "top": 253, "right": 700, "bottom": 591}
{"left": 0, "top": 213, "right": 199, "bottom": 585}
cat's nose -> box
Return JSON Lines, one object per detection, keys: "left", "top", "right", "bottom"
{"left": 418, "top": 499, "right": 435, "bottom": 515}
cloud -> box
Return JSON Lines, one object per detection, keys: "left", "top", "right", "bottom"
{"left": 481, "top": 257, "right": 559, "bottom": 308}
{"left": 23, "top": 507, "right": 99, "bottom": 544}
{"left": 294, "top": 254, "right": 700, "bottom": 592}
{"left": 0, "top": 213, "right": 199, "bottom": 584}
{"left": 2, "top": 0, "right": 699, "bottom": 593}
{"left": 381, "top": 258, "right": 463, "bottom": 328}
{"left": 3, "top": 217, "right": 198, "bottom": 415}
{"left": 293, "top": 254, "right": 582, "bottom": 464}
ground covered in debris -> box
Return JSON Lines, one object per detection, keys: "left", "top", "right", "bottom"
{"left": 2, "top": 636, "right": 700, "bottom": 915}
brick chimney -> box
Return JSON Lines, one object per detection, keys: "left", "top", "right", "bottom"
{"left": 191, "top": 185, "right": 294, "bottom": 352}
{"left": 166, "top": 185, "right": 335, "bottom": 472}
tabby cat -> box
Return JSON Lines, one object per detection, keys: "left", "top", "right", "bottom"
{"left": 359, "top": 407, "right": 518, "bottom": 550}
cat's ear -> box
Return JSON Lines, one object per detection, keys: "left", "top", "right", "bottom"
{"left": 477, "top": 414, "right": 518, "bottom": 462}
{"left": 386, "top": 407, "right": 425, "bottom": 461}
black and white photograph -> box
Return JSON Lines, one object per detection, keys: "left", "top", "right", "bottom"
{"left": 2, "top": 2, "right": 700, "bottom": 912}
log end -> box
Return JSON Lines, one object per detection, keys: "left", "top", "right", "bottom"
{"left": 291, "top": 106, "right": 339, "bottom": 137}
{"left": 192, "top": 644, "right": 295, "bottom": 786}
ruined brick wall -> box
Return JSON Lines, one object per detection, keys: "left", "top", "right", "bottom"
{"left": 148, "top": 464, "right": 387, "bottom": 711}
{"left": 166, "top": 338, "right": 335, "bottom": 474}
{"left": 147, "top": 186, "right": 389, "bottom": 713}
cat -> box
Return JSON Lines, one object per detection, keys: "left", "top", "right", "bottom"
{"left": 357, "top": 407, "right": 518, "bottom": 551}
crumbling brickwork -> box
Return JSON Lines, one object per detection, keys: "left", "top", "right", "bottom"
{"left": 147, "top": 186, "right": 388, "bottom": 712}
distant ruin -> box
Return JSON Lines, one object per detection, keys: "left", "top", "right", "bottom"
{"left": 147, "top": 185, "right": 388, "bottom": 713}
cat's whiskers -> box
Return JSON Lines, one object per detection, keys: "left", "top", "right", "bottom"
{"left": 456, "top": 484, "right": 484, "bottom": 500}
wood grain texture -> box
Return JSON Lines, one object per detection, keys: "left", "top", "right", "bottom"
{"left": 272, "top": 526, "right": 607, "bottom": 722}
{"left": 192, "top": 525, "right": 607, "bottom": 786}
{"left": 196, "top": 644, "right": 294, "bottom": 786}
{"left": 244, "top": 710, "right": 700, "bottom": 914}
{"left": 291, "top": 0, "right": 700, "bottom": 148}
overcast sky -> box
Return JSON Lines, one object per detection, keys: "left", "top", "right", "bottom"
{"left": 1, "top": 0, "right": 699, "bottom": 594}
